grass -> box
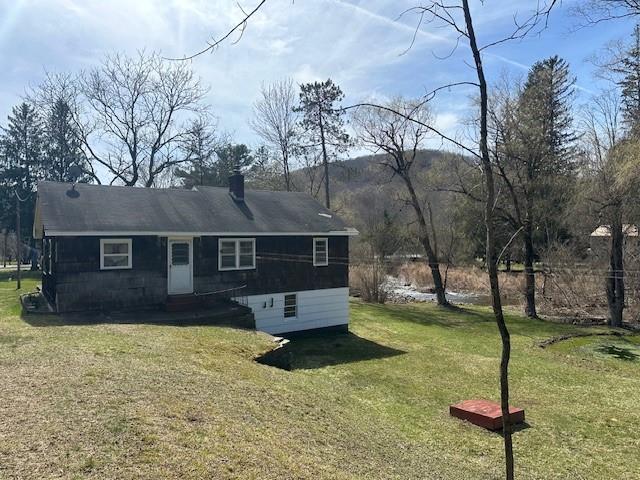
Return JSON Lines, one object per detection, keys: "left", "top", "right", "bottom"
{"left": 0, "top": 273, "right": 639, "bottom": 479}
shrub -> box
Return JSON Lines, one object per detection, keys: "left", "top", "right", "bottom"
{"left": 350, "top": 262, "right": 388, "bottom": 304}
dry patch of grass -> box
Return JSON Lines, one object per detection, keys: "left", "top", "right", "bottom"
{"left": 1, "top": 273, "right": 639, "bottom": 479}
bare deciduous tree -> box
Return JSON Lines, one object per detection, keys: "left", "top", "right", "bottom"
{"left": 80, "top": 53, "right": 207, "bottom": 187}
{"left": 581, "top": 90, "right": 640, "bottom": 326}
{"left": 352, "top": 98, "right": 449, "bottom": 306}
{"left": 573, "top": 0, "right": 640, "bottom": 25}
{"left": 35, "top": 53, "right": 207, "bottom": 187}
{"left": 250, "top": 78, "right": 298, "bottom": 191}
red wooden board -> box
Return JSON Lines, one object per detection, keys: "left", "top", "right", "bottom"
{"left": 449, "top": 399, "right": 525, "bottom": 430}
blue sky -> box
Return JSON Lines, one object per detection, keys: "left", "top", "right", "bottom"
{"left": 0, "top": 0, "right": 635, "bottom": 153}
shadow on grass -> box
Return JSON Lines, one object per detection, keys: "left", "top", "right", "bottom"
{"left": 596, "top": 343, "right": 639, "bottom": 361}
{"left": 256, "top": 331, "right": 405, "bottom": 370}
{"left": 353, "top": 301, "right": 495, "bottom": 329}
{"left": 496, "top": 421, "right": 532, "bottom": 436}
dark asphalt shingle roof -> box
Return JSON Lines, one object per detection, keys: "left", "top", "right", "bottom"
{"left": 35, "top": 181, "right": 354, "bottom": 237}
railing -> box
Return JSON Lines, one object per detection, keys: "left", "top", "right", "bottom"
{"left": 194, "top": 284, "right": 248, "bottom": 307}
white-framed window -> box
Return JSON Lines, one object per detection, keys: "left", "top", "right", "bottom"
{"left": 218, "top": 238, "right": 256, "bottom": 271}
{"left": 284, "top": 293, "right": 297, "bottom": 318}
{"left": 100, "top": 238, "right": 132, "bottom": 270}
{"left": 313, "top": 237, "right": 328, "bottom": 266}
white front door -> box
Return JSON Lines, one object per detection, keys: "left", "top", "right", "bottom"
{"left": 168, "top": 238, "right": 193, "bottom": 295}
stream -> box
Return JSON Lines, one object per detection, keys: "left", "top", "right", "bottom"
{"left": 384, "top": 276, "right": 515, "bottom": 306}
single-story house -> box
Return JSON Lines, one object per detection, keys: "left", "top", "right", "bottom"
{"left": 33, "top": 170, "right": 358, "bottom": 334}
{"left": 589, "top": 224, "right": 639, "bottom": 255}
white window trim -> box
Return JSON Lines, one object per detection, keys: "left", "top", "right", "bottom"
{"left": 218, "top": 238, "right": 256, "bottom": 271}
{"left": 100, "top": 238, "right": 132, "bottom": 270}
{"left": 313, "top": 237, "right": 329, "bottom": 267}
{"left": 284, "top": 293, "right": 298, "bottom": 319}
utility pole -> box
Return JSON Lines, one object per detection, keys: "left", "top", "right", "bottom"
{"left": 16, "top": 194, "right": 21, "bottom": 290}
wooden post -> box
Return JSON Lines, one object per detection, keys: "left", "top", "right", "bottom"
{"left": 2, "top": 229, "right": 6, "bottom": 268}
{"left": 16, "top": 194, "right": 21, "bottom": 290}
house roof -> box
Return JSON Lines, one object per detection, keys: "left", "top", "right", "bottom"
{"left": 590, "top": 224, "right": 639, "bottom": 237}
{"left": 34, "top": 181, "right": 357, "bottom": 238}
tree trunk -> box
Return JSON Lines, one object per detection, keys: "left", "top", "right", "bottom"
{"left": 462, "top": 2, "right": 514, "bottom": 479}
{"left": 282, "top": 148, "right": 291, "bottom": 191}
{"left": 607, "top": 217, "right": 625, "bottom": 327}
{"left": 523, "top": 220, "right": 537, "bottom": 318}
{"left": 16, "top": 195, "right": 21, "bottom": 290}
{"left": 402, "top": 175, "right": 448, "bottom": 306}
{"left": 3, "top": 231, "right": 7, "bottom": 268}
{"left": 318, "top": 108, "right": 330, "bottom": 209}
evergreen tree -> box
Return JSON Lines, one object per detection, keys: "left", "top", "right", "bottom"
{"left": 175, "top": 143, "right": 254, "bottom": 188}
{"left": 518, "top": 56, "right": 578, "bottom": 172}
{"left": 213, "top": 144, "right": 254, "bottom": 187}
{"left": 493, "top": 56, "right": 577, "bottom": 318}
{"left": 42, "top": 98, "right": 89, "bottom": 182}
{"left": 174, "top": 118, "right": 220, "bottom": 188}
{"left": 615, "top": 24, "right": 640, "bottom": 137}
{"left": 294, "top": 79, "right": 350, "bottom": 209}
{"left": 0, "top": 102, "right": 43, "bottom": 240}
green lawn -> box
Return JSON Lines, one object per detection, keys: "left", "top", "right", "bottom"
{"left": 0, "top": 272, "right": 639, "bottom": 479}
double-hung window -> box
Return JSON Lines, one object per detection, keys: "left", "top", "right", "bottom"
{"left": 218, "top": 238, "right": 256, "bottom": 271}
{"left": 100, "top": 239, "right": 132, "bottom": 270}
{"left": 313, "top": 238, "right": 328, "bottom": 266}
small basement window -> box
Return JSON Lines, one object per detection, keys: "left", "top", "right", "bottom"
{"left": 313, "top": 238, "right": 328, "bottom": 266}
{"left": 284, "top": 293, "right": 297, "bottom": 318}
{"left": 100, "top": 239, "right": 132, "bottom": 270}
{"left": 218, "top": 238, "right": 256, "bottom": 271}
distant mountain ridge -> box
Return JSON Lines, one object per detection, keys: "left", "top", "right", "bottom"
{"left": 289, "top": 149, "right": 452, "bottom": 234}
{"left": 290, "top": 149, "right": 448, "bottom": 196}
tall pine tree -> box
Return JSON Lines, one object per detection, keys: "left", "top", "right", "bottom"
{"left": 0, "top": 102, "right": 43, "bottom": 240}
{"left": 493, "top": 56, "right": 577, "bottom": 318}
{"left": 615, "top": 24, "right": 640, "bottom": 137}
{"left": 294, "top": 79, "right": 350, "bottom": 209}
{"left": 43, "top": 98, "right": 89, "bottom": 182}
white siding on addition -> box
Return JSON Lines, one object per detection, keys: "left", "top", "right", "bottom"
{"left": 240, "top": 287, "right": 349, "bottom": 334}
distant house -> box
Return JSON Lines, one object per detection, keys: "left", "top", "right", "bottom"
{"left": 33, "top": 170, "right": 357, "bottom": 334}
{"left": 589, "top": 224, "right": 639, "bottom": 254}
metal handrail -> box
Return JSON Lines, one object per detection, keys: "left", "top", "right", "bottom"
{"left": 194, "top": 284, "right": 248, "bottom": 307}
{"left": 194, "top": 284, "right": 247, "bottom": 297}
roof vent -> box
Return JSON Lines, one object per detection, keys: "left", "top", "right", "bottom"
{"left": 228, "top": 164, "right": 244, "bottom": 202}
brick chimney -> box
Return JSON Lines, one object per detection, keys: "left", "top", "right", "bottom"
{"left": 228, "top": 164, "right": 244, "bottom": 202}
